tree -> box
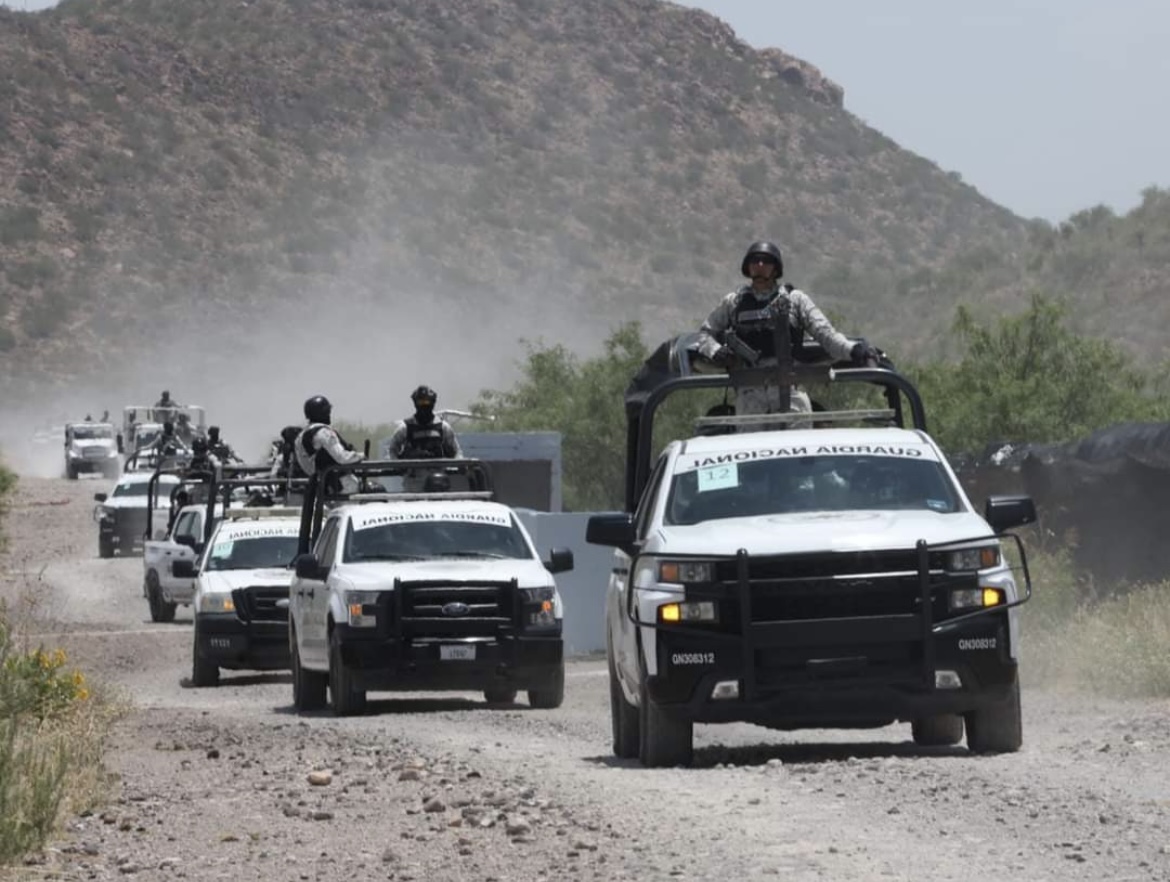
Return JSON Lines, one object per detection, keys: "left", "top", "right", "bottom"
{"left": 474, "top": 323, "right": 651, "bottom": 511}
{"left": 907, "top": 294, "right": 1170, "bottom": 454}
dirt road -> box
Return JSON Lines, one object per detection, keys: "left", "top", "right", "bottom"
{"left": 4, "top": 475, "right": 1170, "bottom": 881}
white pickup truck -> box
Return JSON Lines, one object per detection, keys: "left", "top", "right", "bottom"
{"left": 142, "top": 501, "right": 220, "bottom": 623}
{"left": 588, "top": 350, "right": 1037, "bottom": 766}
{"left": 289, "top": 490, "right": 572, "bottom": 717}
{"left": 178, "top": 508, "right": 301, "bottom": 687}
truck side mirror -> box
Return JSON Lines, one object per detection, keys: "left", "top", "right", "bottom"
{"left": 984, "top": 495, "right": 1038, "bottom": 533}
{"left": 93, "top": 493, "right": 108, "bottom": 503}
{"left": 586, "top": 513, "right": 637, "bottom": 551}
{"left": 544, "top": 548, "right": 574, "bottom": 574}
{"left": 294, "top": 553, "right": 323, "bottom": 580}
{"left": 172, "top": 559, "right": 197, "bottom": 579}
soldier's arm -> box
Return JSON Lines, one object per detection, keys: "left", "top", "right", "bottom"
{"left": 789, "top": 289, "right": 855, "bottom": 362}
{"left": 695, "top": 292, "right": 738, "bottom": 358}
{"left": 385, "top": 423, "right": 407, "bottom": 459}
{"left": 321, "top": 428, "right": 363, "bottom": 465}
{"left": 445, "top": 425, "right": 463, "bottom": 458}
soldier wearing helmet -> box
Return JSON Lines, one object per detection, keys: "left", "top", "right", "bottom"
{"left": 294, "top": 395, "right": 364, "bottom": 479}
{"left": 388, "top": 386, "right": 463, "bottom": 460}
{"left": 694, "top": 240, "right": 878, "bottom": 418}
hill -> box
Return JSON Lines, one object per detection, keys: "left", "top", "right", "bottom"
{"left": 0, "top": 0, "right": 1027, "bottom": 413}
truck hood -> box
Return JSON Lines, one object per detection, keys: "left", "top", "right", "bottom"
{"left": 651, "top": 510, "right": 996, "bottom": 556}
{"left": 335, "top": 557, "right": 555, "bottom": 590}
{"left": 99, "top": 498, "right": 170, "bottom": 512}
{"left": 201, "top": 568, "right": 292, "bottom": 594}
{"left": 69, "top": 439, "right": 118, "bottom": 456}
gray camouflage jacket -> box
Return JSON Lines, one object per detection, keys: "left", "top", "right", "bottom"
{"left": 695, "top": 284, "right": 855, "bottom": 363}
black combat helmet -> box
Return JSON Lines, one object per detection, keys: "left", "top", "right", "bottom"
{"left": 304, "top": 395, "right": 332, "bottom": 424}
{"left": 740, "top": 240, "right": 784, "bottom": 278}
{"left": 423, "top": 472, "right": 451, "bottom": 493}
{"left": 410, "top": 385, "right": 437, "bottom": 408}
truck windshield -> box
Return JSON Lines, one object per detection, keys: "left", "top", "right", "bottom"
{"left": 664, "top": 455, "right": 962, "bottom": 525}
{"left": 206, "top": 535, "right": 300, "bottom": 571}
{"left": 112, "top": 482, "right": 178, "bottom": 498}
{"left": 72, "top": 426, "right": 114, "bottom": 440}
{"left": 343, "top": 520, "right": 533, "bottom": 562}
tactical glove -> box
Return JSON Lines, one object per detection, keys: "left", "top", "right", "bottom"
{"left": 710, "top": 345, "right": 734, "bottom": 368}
{"left": 850, "top": 340, "right": 880, "bottom": 367}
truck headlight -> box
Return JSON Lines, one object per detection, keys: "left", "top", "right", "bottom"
{"left": 944, "top": 546, "right": 1000, "bottom": 571}
{"left": 658, "top": 601, "right": 718, "bottom": 624}
{"left": 657, "top": 561, "right": 714, "bottom": 584}
{"left": 520, "top": 586, "right": 558, "bottom": 628}
{"left": 202, "top": 594, "right": 235, "bottom": 614}
{"left": 949, "top": 587, "right": 1004, "bottom": 611}
{"left": 345, "top": 590, "right": 381, "bottom": 628}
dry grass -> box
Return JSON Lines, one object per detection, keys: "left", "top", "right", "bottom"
{"left": 1022, "top": 547, "right": 1170, "bottom": 696}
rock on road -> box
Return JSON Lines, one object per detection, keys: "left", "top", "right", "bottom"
{"left": 3, "top": 476, "right": 1170, "bottom": 881}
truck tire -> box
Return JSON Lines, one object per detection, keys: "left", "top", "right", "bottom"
{"left": 328, "top": 629, "right": 366, "bottom": 716}
{"left": 912, "top": 714, "right": 964, "bottom": 747}
{"left": 66, "top": 462, "right": 77, "bottom": 480}
{"left": 609, "top": 653, "right": 640, "bottom": 759}
{"left": 291, "top": 627, "right": 327, "bottom": 712}
{"left": 965, "top": 672, "right": 1023, "bottom": 754}
{"left": 483, "top": 686, "right": 518, "bottom": 704}
{"left": 638, "top": 674, "right": 693, "bottom": 767}
{"left": 98, "top": 534, "right": 114, "bottom": 559}
{"left": 146, "top": 573, "right": 177, "bottom": 624}
{"left": 190, "top": 620, "right": 220, "bottom": 688}
{"left": 528, "top": 662, "right": 565, "bottom": 709}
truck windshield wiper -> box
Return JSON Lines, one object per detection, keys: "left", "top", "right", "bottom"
{"left": 355, "top": 553, "right": 428, "bottom": 562}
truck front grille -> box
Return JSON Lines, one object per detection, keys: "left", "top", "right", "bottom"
{"left": 232, "top": 585, "right": 289, "bottom": 623}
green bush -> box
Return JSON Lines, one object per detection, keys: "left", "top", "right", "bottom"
{"left": 0, "top": 459, "right": 118, "bottom": 865}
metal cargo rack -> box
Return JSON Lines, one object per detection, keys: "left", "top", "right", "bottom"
{"left": 297, "top": 458, "right": 494, "bottom": 554}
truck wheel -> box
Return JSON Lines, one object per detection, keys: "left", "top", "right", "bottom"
{"left": 328, "top": 629, "right": 366, "bottom": 716}
{"left": 528, "top": 663, "right": 565, "bottom": 709}
{"left": 66, "top": 463, "right": 77, "bottom": 480}
{"left": 965, "top": 672, "right": 1023, "bottom": 754}
{"left": 912, "top": 714, "right": 964, "bottom": 746}
{"left": 291, "top": 627, "right": 327, "bottom": 712}
{"left": 146, "top": 573, "right": 177, "bottom": 624}
{"left": 638, "top": 674, "right": 693, "bottom": 767}
{"left": 609, "top": 653, "right": 640, "bottom": 759}
{"left": 483, "top": 686, "right": 518, "bottom": 704}
{"left": 191, "top": 621, "right": 220, "bottom": 688}
{"left": 98, "top": 534, "right": 114, "bottom": 559}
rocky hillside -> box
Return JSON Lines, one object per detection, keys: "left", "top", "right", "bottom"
{"left": 0, "top": 0, "right": 1028, "bottom": 401}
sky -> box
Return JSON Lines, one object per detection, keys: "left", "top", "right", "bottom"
{"left": 5, "top": 0, "right": 1168, "bottom": 222}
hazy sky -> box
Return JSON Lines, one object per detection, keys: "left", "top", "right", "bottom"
{"left": 6, "top": 0, "right": 1168, "bottom": 221}
{"left": 678, "top": 0, "right": 1170, "bottom": 221}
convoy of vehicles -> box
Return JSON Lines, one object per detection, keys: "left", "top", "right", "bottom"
{"left": 80, "top": 359, "right": 1039, "bottom": 766}
{"left": 587, "top": 340, "right": 1037, "bottom": 766}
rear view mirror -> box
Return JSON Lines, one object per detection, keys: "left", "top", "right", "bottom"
{"left": 984, "top": 495, "right": 1038, "bottom": 533}
{"left": 174, "top": 534, "right": 197, "bottom": 550}
{"left": 93, "top": 493, "right": 108, "bottom": 503}
{"left": 544, "top": 548, "right": 574, "bottom": 574}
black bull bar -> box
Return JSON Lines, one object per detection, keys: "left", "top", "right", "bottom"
{"left": 625, "top": 533, "right": 1031, "bottom": 701}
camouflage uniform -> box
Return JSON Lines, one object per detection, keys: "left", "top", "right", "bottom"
{"left": 696, "top": 284, "right": 855, "bottom": 421}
